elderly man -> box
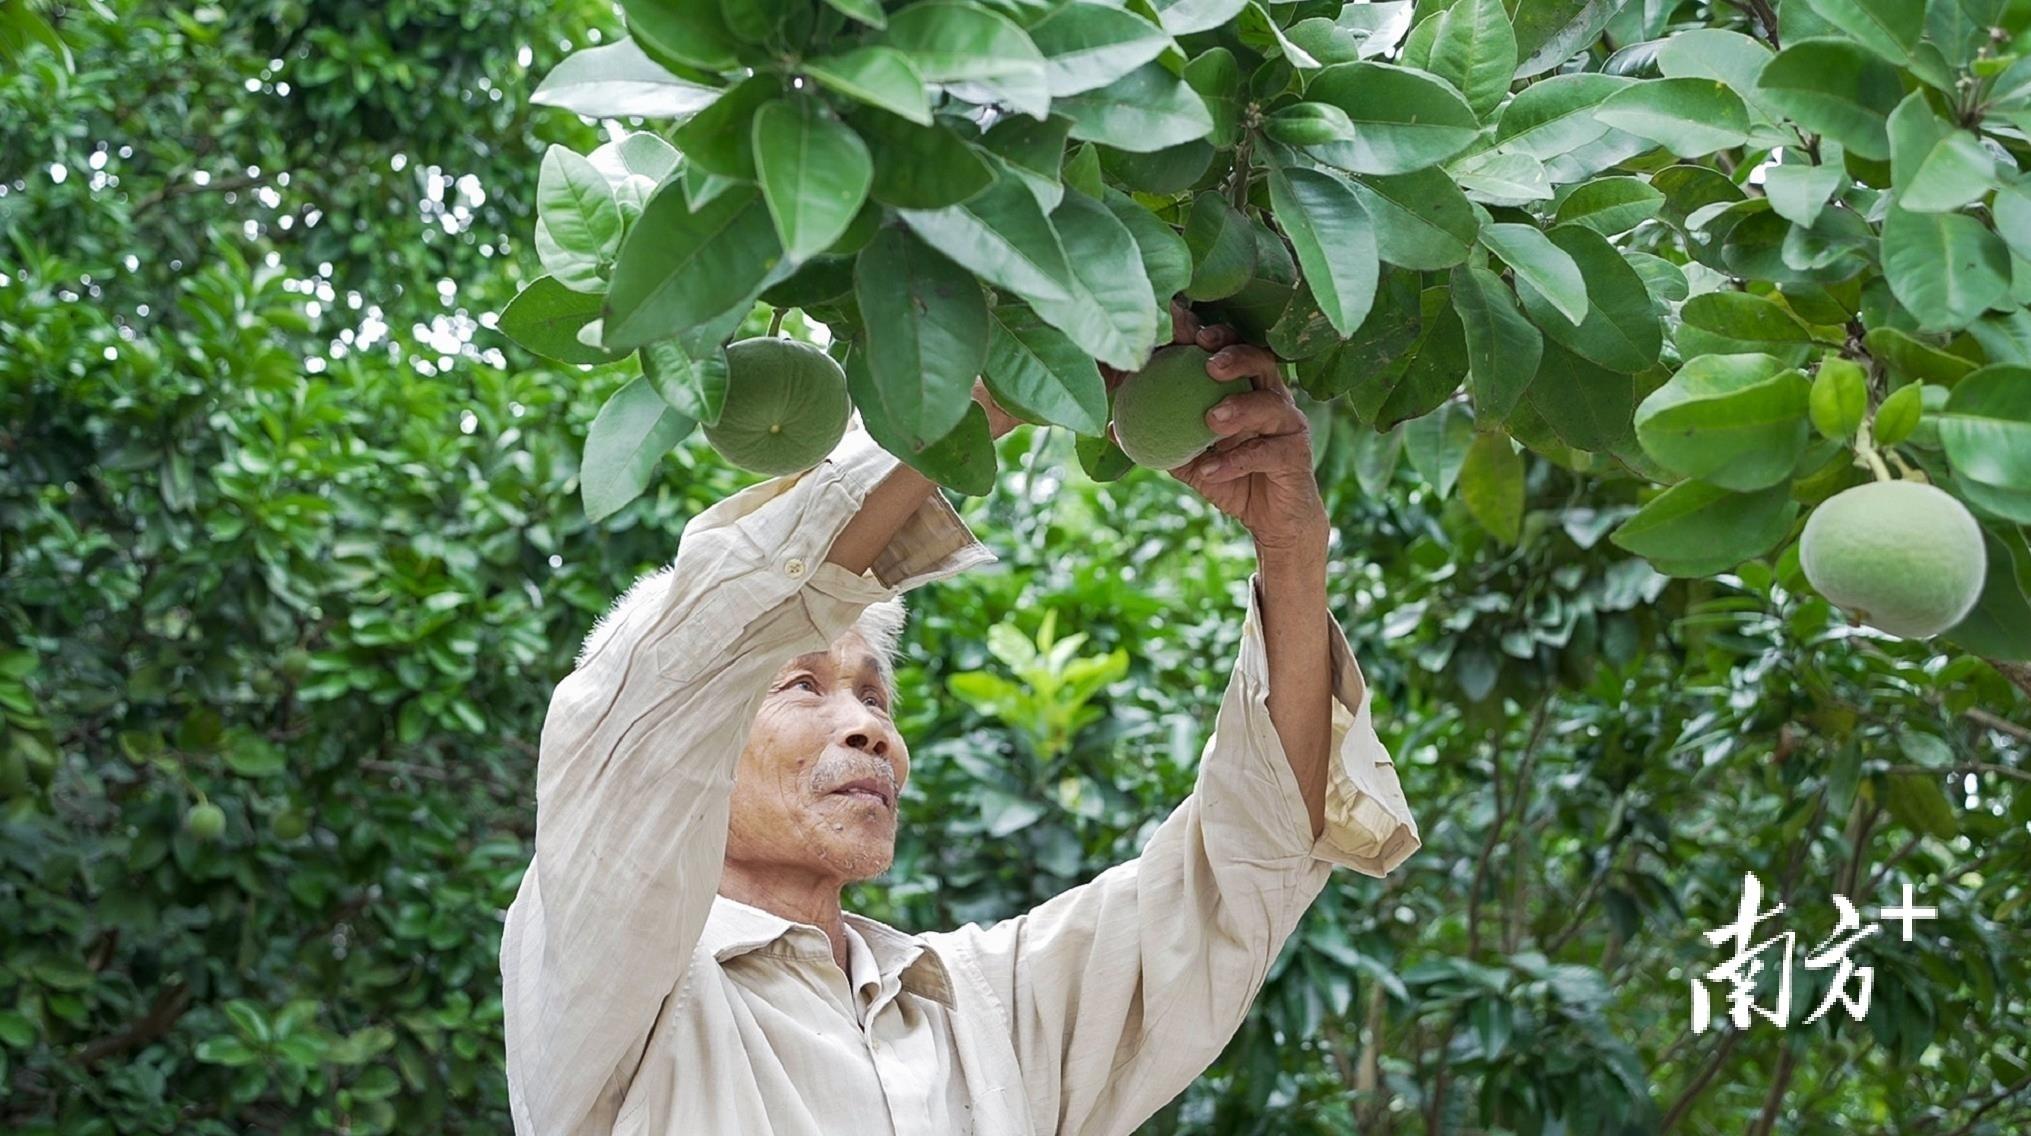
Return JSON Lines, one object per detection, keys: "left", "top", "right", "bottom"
{"left": 500, "top": 305, "right": 1419, "bottom": 1136}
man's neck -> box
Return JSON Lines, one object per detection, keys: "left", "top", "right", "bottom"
{"left": 719, "top": 865, "right": 850, "bottom": 973}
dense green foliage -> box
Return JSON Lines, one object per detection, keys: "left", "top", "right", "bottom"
{"left": 3, "top": 3, "right": 2029, "bottom": 1135}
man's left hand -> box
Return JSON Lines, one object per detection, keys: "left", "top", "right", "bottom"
{"left": 1167, "top": 324, "right": 1329, "bottom": 557}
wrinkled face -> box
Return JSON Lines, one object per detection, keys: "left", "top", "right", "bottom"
{"left": 723, "top": 631, "right": 907, "bottom": 887}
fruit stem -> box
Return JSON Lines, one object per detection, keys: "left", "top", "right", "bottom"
{"left": 767, "top": 307, "right": 786, "bottom": 337}
{"left": 1853, "top": 417, "right": 1894, "bottom": 483}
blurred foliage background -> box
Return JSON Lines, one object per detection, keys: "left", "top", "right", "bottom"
{"left": 2, "top": 2, "right": 2028, "bottom": 1134}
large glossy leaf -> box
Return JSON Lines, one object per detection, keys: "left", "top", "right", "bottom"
{"left": 582, "top": 376, "right": 696, "bottom": 523}
{"left": 860, "top": 111, "right": 996, "bottom": 209}
{"left": 1452, "top": 264, "right": 1540, "bottom": 421}
{"left": 1490, "top": 72, "right": 1630, "bottom": 158}
{"left": 1755, "top": 38, "right": 1903, "bottom": 161}
{"left": 846, "top": 348, "right": 1000, "bottom": 495}
{"left": 603, "top": 185, "right": 786, "bottom": 353}
{"left": 1352, "top": 168, "right": 1478, "bottom": 270}
{"left": 884, "top": 0, "right": 1050, "bottom": 119}
{"left": 1886, "top": 92, "right": 1996, "bottom": 214}
{"left": 1479, "top": 223, "right": 1586, "bottom": 324}
{"left": 1510, "top": 0, "right": 1619, "bottom": 78}
{"left": 1595, "top": 78, "right": 1751, "bottom": 157}
{"left": 1147, "top": 0, "right": 1250, "bottom": 36}
{"left": 1553, "top": 176, "right": 1664, "bottom": 237}
{"left": 899, "top": 175, "right": 1075, "bottom": 309}
{"left": 1267, "top": 165, "right": 1380, "bottom": 337}
{"left": 498, "top": 276, "right": 623, "bottom": 366}
{"left": 1403, "top": 400, "right": 1476, "bottom": 498}
{"left": 1762, "top": 160, "right": 1845, "bottom": 228}
{"left": 1634, "top": 353, "right": 1811, "bottom": 491}
{"left": 670, "top": 73, "right": 778, "bottom": 180}
{"left": 1303, "top": 62, "right": 1480, "bottom": 175}
{"left": 1516, "top": 226, "right": 1660, "bottom": 373}
{"left": 983, "top": 305, "right": 1109, "bottom": 433}
{"left": 1025, "top": 2, "right": 1172, "bottom": 97}
{"left": 1609, "top": 479, "right": 1798, "bottom": 577}
{"left": 1675, "top": 291, "right": 1816, "bottom": 364}
{"left": 1941, "top": 524, "right": 2031, "bottom": 661}
{"left": 1039, "top": 189, "right": 1161, "bottom": 370}
{"left": 1104, "top": 187, "right": 1193, "bottom": 306}
{"left": 1939, "top": 365, "right": 2031, "bottom": 492}
{"left": 1524, "top": 340, "right": 1637, "bottom": 453}
{"left": 1054, "top": 62, "right": 1214, "bottom": 152}
{"left": 1802, "top": 0, "right": 1923, "bottom": 67}
{"left": 854, "top": 226, "right": 989, "bottom": 448}
{"left": 804, "top": 46, "right": 932, "bottom": 125}
{"left": 530, "top": 39, "right": 719, "bottom": 119}
{"left": 640, "top": 338, "right": 728, "bottom": 425}
{"left": 1400, "top": 0, "right": 1516, "bottom": 118}
{"left": 1882, "top": 205, "right": 2012, "bottom": 333}
{"left": 535, "top": 146, "right": 623, "bottom": 293}
{"left": 1458, "top": 431, "right": 1524, "bottom": 541}
{"left": 1184, "top": 192, "right": 1258, "bottom": 301}
{"left": 624, "top": 0, "right": 740, "bottom": 71}
{"left": 752, "top": 99, "right": 873, "bottom": 261}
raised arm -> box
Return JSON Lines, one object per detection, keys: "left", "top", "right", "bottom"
{"left": 499, "top": 409, "right": 999, "bottom": 1136}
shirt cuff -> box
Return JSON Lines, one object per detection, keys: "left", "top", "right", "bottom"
{"left": 1234, "top": 572, "right": 1421, "bottom": 877}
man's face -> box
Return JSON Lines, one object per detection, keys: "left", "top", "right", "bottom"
{"left": 723, "top": 631, "right": 908, "bottom": 888}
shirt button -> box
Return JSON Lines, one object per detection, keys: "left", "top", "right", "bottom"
{"left": 785, "top": 557, "right": 806, "bottom": 579}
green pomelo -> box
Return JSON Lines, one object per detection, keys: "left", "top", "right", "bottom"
{"left": 1111, "top": 345, "right": 1231, "bottom": 470}
{"left": 185, "top": 801, "right": 226, "bottom": 842}
{"left": 1798, "top": 479, "right": 1988, "bottom": 639}
{"left": 704, "top": 336, "right": 852, "bottom": 476}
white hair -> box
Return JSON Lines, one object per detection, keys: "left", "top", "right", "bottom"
{"left": 573, "top": 563, "right": 908, "bottom": 701}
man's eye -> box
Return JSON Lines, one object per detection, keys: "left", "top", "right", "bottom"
{"left": 790, "top": 677, "right": 818, "bottom": 693}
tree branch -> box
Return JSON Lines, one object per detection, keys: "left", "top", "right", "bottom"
{"left": 1661, "top": 1029, "right": 1741, "bottom": 1134}
{"left": 75, "top": 982, "right": 191, "bottom": 1068}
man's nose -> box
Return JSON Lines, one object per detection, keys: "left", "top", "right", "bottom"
{"left": 839, "top": 705, "right": 891, "bottom": 757}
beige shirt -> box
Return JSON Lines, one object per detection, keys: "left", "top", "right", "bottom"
{"left": 500, "top": 417, "right": 1421, "bottom": 1136}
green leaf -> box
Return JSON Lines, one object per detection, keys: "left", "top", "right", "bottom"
{"left": 1267, "top": 165, "right": 1380, "bottom": 337}
{"left": 1447, "top": 149, "right": 1552, "bottom": 205}
{"left": 498, "top": 277, "right": 624, "bottom": 366}
{"left": 1055, "top": 62, "right": 1214, "bottom": 152}
{"left": 536, "top": 146, "right": 623, "bottom": 293}
{"left": 860, "top": 112, "right": 996, "bottom": 209}
{"left": 1809, "top": 357, "right": 1868, "bottom": 440}
{"left": 1511, "top": 0, "right": 1620, "bottom": 78}
{"left": 899, "top": 176, "right": 1075, "bottom": 309}
{"left": 624, "top": 0, "right": 740, "bottom": 71}
{"left": 982, "top": 113, "right": 1075, "bottom": 211}
{"left": 1040, "top": 189, "right": 1162, "bottom": 370}
{"left": 752, "top": 99, "right": 873, "bottom": 261}
{"left": 1634, "top": 353, "right": 1812, "bottom": 491}
{"left": 1883, "top": 771, "right": 1957, "bottom": 840}
{"left": 603, "top": 186, "right": 787, "bottom": 353}
{"left": 1874, "top": 381, "right": 1925, "bottom": 446}
{"left": 195, "top": 1036, "right": 262, "bottom": 1068}
{"left": 1881, "top": 204, "right": 2012, "bottom": 333}
{"left": 530, "top": 40, "right": 719, "bottom": 119}
{"left": 671, "top": 73, "right": 778, "bottom": 180}
{"left": 1675, "top": 292, "right": 1815, "bottom": 365}
{"left": 1183, "top": 46, "right": 1243, "bottom": 147}
{"left": 225, "top": 734, "right": 287, "bottom": 778}
{"left": 1490, "top": 72, "right": 1631, "bottom": 159}
{"left": 1939, "top": 365, "right": 2031, "bottom": 491}
{"left": 1351, "top": 168, "right": 1478, "bottom": 270}
{"left": 1886, "top": 91, "right": 1996, "bottom": 214}
{"left": 884, "top": 0, "right": 1050, "bottom": 119}
{"left": 845, "top": 349, "right": 1000, "bottom": 494}
{"left": 1515, "top": 226, "right": 1659, "bottom": 373}
{"left": 0, "top": 1011, "right": 34, "bottom": 1049}
{"left": 1754, "top": 38, "right": 1903, "bottom": 161}
{"left": 1941, "top": 524, "right": 2031, "bottom": 661}
{"left": 1184, "top": 192, "right": 1258, "bottom": 301}
{"left": 1302, "top": 62, "right": 1481, "bottom": 175}
{"left": 1609, "top": 480, "right": 1798, "bottom": 576}
{"left": 984, "top": 305, "right": 1109, "bottom": 433}
{"left": 1104, "top": 187, "right": 1193, "bottom": 305}
{"left": 1763, "top": 161, "right": 1845, "bottom": 229}
{"left": 1552, "top": 176, "right": 1663, "bottom": 238}
{"left": 1479, "top": 223, "right": 1586, "bottom": 324}
{"left": 805, "top": 46, "right": 932, "bottom": 125}
{"left": 855, "top": 226, "right": 989, "bottom": 448}
{"left": 1025, "top": 2, "right": 1172, "bottom": 97}
{"left": 1147, "top": 0, "right": 1249, "bottom": 36}
{"left": 821, "top": 0, "right": 888, "bottom": 28}
{"left": 1458, "top": 431, "right": 1524, "bottom": 541}
{"left": 1403, "top": 400, "right": 1475, "bottom": 498}
{"left": 1655, "top": 29, "right": 1774, "bottom": 107}
{"left": 1595, "top": 78, "right": 1751, "bottom": 158}
{"left": 1238, "top": 1, "right": 1322, "bottom": 69}
{"left": 1802, "top": 0, "right": 1923, "bottom": 67}
{"left": 1401, "top": 0, "right": 1516, "bottom": 119}
{"left": 641, "top": 339, "right": 729, "bottom": 425}
{"left": 1076, "top": 430, "right": 1137, "bottom": 480}
{"left": 1263, "top": 102, "right": 1357, "bottom": 146}
{"left": 582, "top": 376, "right": 696, "bottom": 522}
{"left": 1524, "top": 341, "right": 1638, "bottom": 453}
{"left": 1452, "top": 264, "right": 1541, "bottom": 421}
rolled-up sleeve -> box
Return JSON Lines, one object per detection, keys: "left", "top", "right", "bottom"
{"left": 501, "top": 413, "right": 995, "bottom": 1136}
{"left": 932, "top": 570, "right": 1417, "bottom": 1136}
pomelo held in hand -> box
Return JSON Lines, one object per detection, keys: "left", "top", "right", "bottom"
{"left": 1109, "top": 345, "right": 1228, "bottom": 470}
{"left": 703, "top": 336, "right": 851, "bottom": 476}
{"left": 1799, "top": 480, "right": 1987, "bottom": 639}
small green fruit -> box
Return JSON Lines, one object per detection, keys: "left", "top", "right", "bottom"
{"left": 703, "top": 337, "right": 852, "bottom": 476}
{"left": 185, "top": 801, "right": 226, "bottom": 842}
{"left": 1799, "top": 480, "right": 1987, "bottom": 638}
{"left": 1110, "top": 345, "right": 1229, "bottom": 470}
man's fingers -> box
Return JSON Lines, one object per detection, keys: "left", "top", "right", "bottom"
{"left": 1204, "top": 389, "right": 1307, "bottom": 440}
{"left": 1189, "top": 434, "right": 1311, "bottom": 482}
{"left": 1169, "top": 299, "right": 1201, "bottom": 345}
{"left": 1196, "top": 322, "right": 1238, "bottom": 352}
{"left": 1207, "top": 343, "right": 1283, "bottom": 387}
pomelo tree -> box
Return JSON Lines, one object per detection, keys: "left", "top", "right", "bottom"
{"left": 504, "top": 0, "right": 2031, "bottom": 670}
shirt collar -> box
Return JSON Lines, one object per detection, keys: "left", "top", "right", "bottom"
{"left": 704, "top": 893, "right": 957, "bottom": 1009}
